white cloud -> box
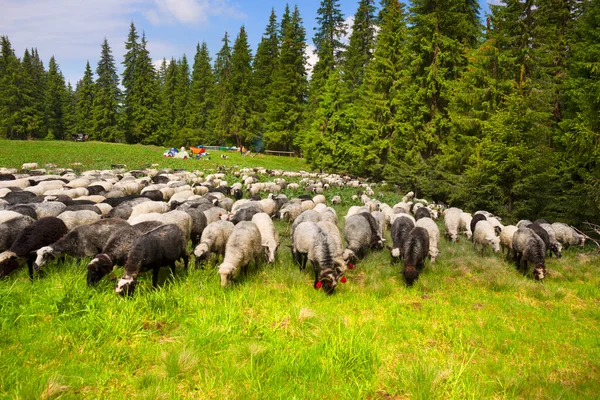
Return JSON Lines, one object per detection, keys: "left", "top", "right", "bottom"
{"left": 145, "top": 0, "right": 246, "bottom": 25}
{"left": 305, "top": 44, "right": 318, "bottom": 76}
{"left": 487, "top": 0, "right": 504, "bottom": 5}
{"left": 341, "top": 16, "right": 354, "bottom": 44}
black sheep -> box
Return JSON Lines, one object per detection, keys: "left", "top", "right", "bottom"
{"left": 230, "top": 207, "right": 261, "bottom": 225}
{"left": 0, "top": 174, "right": 15, "bottom": 181}
{"left": 180, "top": 208, "right": 208, "bottom": 247}
{"left": 0, "top": 215, "right": 36, "bottom": 252}
{"left": 64, "top": 204, "right": 102, "bottom": 214}
{"left": 414, "top": 207, "right": 431, "bottom": 221}
{"left": 86, "top": 185, "right": 106, "bottom": 196}
{"left": 142, "top": 190, "right": 164, "bottom": 201}
{"left": 390, "top": 216, "right": 415, "bottom": 262}
{"left": 470, "top": 214, "right": 487, "bottom": 241}
{"left": 115, "top": 224, "right": 189, "bottom": 295}
{"left": 4, "top": 191, "right": 40, "bottom": 204}
{"left": 87, "top": 221, "right": 163, "bottom": 286}
{"left": 402, "top": 226, "right": 430, "bottom": 286}
{"left": 0, "top": 217, "right": 68, "bottom": 279}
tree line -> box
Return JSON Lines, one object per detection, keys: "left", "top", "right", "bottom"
{"left": 0, "top": 0, "right": 599, "bottom": 223}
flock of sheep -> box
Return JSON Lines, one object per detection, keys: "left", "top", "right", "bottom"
{"left": 0, "top": 162, "right": 591, "bottom": 296}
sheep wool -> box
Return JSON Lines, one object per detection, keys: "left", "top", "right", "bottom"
{"left": 472, "top": 220, "right": 501, "bottom": 255}
{"left": 252, "top": 213, "right": 279, "bottom": 263}
{"left": 415, "top": 217, "right": 441, "bottom": 262}
{"left": 218, "top": 221, "right": 263, "bottom": 287}
{"left": 193, "top": 220, "right": 235, "bottom": 265}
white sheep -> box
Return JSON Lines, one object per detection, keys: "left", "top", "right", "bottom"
{"left": 129, "top": 201, "right": 170, "bottom": 219}
{"left": 345, "top": 206, "right": 368, "bottom": 219}
{"left": 443, "top": 207, "right": 463, "bottom": 242}
{"left": 472, "top": 220, "right": 500, "bottom": 255}
{"left": 459, "top": 212, "right": 473, "bottom": 239}
{"left": 218, "top": 221, "right": 263, "bottom": 287}
{"left": 251, "top": 213, "right": 279, "bottom": 263}
{"left": 279, "top": 201, "right": 303, "bottom": 221}
{"left": 0, "top": 210, "right": 25, "bottom": 224}
{"left": 203, "top": 207, "right": 228, "bottom": 224}
{"left": 128, "top": 210, "right": 192, "bottom": 241}
{"left": 193, "top": 220, "right": 235, "bottom": 265}
{"left": 551, "top": 222, "right": 585, "bottom": 248}
{"left": 57, "top": 210, "right": 101, "bottom": 230}
{"left": 30, "top": 202, "right": 67, "bottom": 219}
{"left": 331, "top": 195, "right": 341, "bottom": 205}
{"left": 415, "top": 217, "right": 440, "bottom": 262}
{"left": 499, "top": 225, "right": 518, "bottom": 258}
{"left": 312, "top": 194, "right": 326, "bottom": 205}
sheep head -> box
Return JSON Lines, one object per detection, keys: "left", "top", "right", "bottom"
{"left": 487, "top": 236, "right": 501, "bottom": 253}
{"left": 263, "top": 239, "right": 279, "bottom": 263}
{"left": 0, "top": 252, "right": 20, "bottom": 278}
{"left": 403, "top": 264, "right": 419, "bottom": 286}
{"left": 317, "top": 268, "right": 338, "bottom": 295}
{"left": 33, "top": 246, "right": 55, "bottom": 271}
{"left": 115, "top": 275, "right": 137, "bottom": 296}
{"left": 87, "top": 254, "right": 113, "bottom": 286}
{"left": 218, "top": 263, "right": 236, "bottom": 287}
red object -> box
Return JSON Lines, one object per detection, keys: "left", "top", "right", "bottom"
{"left": 456, "top": 238, "right": 460, "bottom": 243}
{"left": 340, "top": 276, "right": 347, "bottom": 283}
{"left": 190, "top": 147, "right": 206, "bottom": 155}
{"left": 348, "top": 263, "right": 354, "bottom": 270}
{"left": 315, "top": 281, "right": 322, "bottom": 289}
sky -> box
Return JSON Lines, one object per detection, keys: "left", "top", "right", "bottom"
{"left": 1, "top": 0, "right": 500, "bottom": 86}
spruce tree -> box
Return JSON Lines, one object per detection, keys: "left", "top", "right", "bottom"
{"left": 75, "top": 61, "right": 95, "bottom": 137}
{"left": 343, "top": 0, "right": 377, "bottom": 93}
{"left": 162, "top": 57, "right": 179, "bottom": 140}
{"left": 122, "top": 22, "right": 140, "bottom": 142}
{"left": 251, "top": 9, "right": 279, "bottom": 146}
{"left": 45, "top": 56, "right": 69, "bottom": 140}
{"left": 92, "top": 38, "right": 122, "bottom": 142}
{"left": 174, "top": 55, "right": 190, "bottom": 133}
{"left": 213, "top": 32, "right": 234, "bottom": 145}
{"left": 264, "top": 5, "right": 308, "bottom": 152}
{"left": 231, "top": 26, "right": 254, "bottom": 148}
{"left": 0, "top": 36, "right": 24, "bottom": 139}
{"left": 20, "top": 49, "right": 46, "bottom": 139}
{"left": 310, "top": 0, "right": 347, "bottom": 101}
{"left": 187, "top": 42, "right": 215, "bottom": 145}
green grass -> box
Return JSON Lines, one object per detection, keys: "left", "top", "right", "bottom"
{"left": 1, "top": 140, "right": 600, "bottom": 399}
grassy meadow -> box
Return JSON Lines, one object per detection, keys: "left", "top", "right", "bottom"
{"left": 1, "top": 140, "right": 600, "bottom": 399}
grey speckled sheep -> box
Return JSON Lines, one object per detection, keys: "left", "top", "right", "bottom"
{"left": 402, "top": 227, "right": 430, "bottom": 286}
{"left": 551, "top": 222, "right": 585, "bottom": 248}
{"left": 34, "top": 218, "right": 130, "bottom": 271}
{"left": 342, "top": 213, "right": 384, "bottom": 262}
{"left": 292, "top": 221, "right": 342, "bottom": 295}
{"left": 0, "top": 215, "right": 36, "bottom": 252}
{"left": 218, "top": 221, "right": 263, "bottom": 287}
{"left": 291, "top": 210, "right": 322, "bottom": 238}
{"left": 530, "top": 223, "right": 560, "bottom": 258}
{"left": 57, "top": 210, "right": 101, "bottom": 230}
{"left": 87, "top": 221, "right": 164, "bottom": 286}
{"left": 317, "top": 220, "right": 347, "bottom": 272}
{"left": 540, "top": 223, "right": 563, "bottom": 258}
{"left": 115, "top": 224, "right": 189, "bottom": 295}
{"left": 193, "top": 220, "right": 235, "bottom": 266}
{"left": 512, "top": 227, "right": 546, "bottom": 280}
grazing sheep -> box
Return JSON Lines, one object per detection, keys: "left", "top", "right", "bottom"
{"left": 57, "top": 210, "right": 101, "bottom": 230}
{"left": 106, "top": 197, "right": 151, "bottom": 219}
{"left": 292, "top": 221, "right": 342, "bottom": 295}
{"left": 443, "top": 207, "right": 463, "bottom": 242}
{"left": 317, "top": 220, "right": 347, "bottom": 272}
{"left": 390, "top": 215, "right": 415, "bottom": 262}
{"left": 278, "top": 201, "right": 303, "bottom": 221}
{"left": 499, "top": 225, "right": 518, "bottom": 259}
{"left": 415, "top": 217, "right": 441, "bottom": 262}
{"left": 517, "top": 220, "right": 533, "bottom": 229}
{"left": 342, "top": 213, "right": 384, "bottom": 262}
{"left": 203, "top": 206, "right": 228, "bottom": 224}
{"left": 487, "top": 216, "right": 504, "bottom": 235}
{"left": 129, "top": 201, "right": 170, "bottom": 219}
{"left": 0, "top": 210, "right": 24, "bottom": 224}
{"left": 218, "top": 221, "right": 263, "bottom": 287}
{"left": 414, "top": 207, "right": 431, "bottom": 221}
{"left": 402, "top": 226, "right": 430, "bottom": 286}
{"left": 252, "top": 213, "right": 279, "bottom": 263}
{"left": 470, "top": 214, "right": 487, "bottom": 240}
{"left": 30, "top": 201, "right": 67, "bottom": 219}
{"left": 551, "top": 222, "right": 585, "bottom": 248}
{"left": 291, "top": 210, "right": 322, "bottom": 238}
{"left": 179, "top": 208, "right": 208, "bottom": 248}
{"left": 115, "top": 224, "right": 189, "bottom": 295}
{"left": 512, "top": 227, "right": 546, "bottom": 280}
{"left": 331, "top": 195, "right": 341, "bottom": 205}
{"left": 0, "top": 217, "right": 68, "bottom": 279}
{"left": 0, "top": 215, "right": 36, "bottom": 252}
{"left": 371, "top": 211, "right": 386, "bottom": 237}
{"left": 472, "top": 220, "right": 501, "bottom": 255}
{"left": 128, "top": 210, "right": 192, "bottom": 241}
{"left": 530, "top": 223, "right": 561, "bottom": 258}
{"left": 539, "top": 223, "right": 563, "bottom": 258}
{"left": 318, "top": 207, "right": 338, "bottom": 226}
{"left": 193, "top": 220, "right": 235, "bottom": 266}
{"left": 345, "top": 206, "right": 368, "bottom": 219}
{"left": 230, "top": 206, "right": 262, "bottom": 225}
{"left": 459, "top": 212, "right": 473, "bottom": 239}
{"left": 33, "top": 218, "right": 130, "bottom": 271}
{"left": 87, "top": 221, "right": 163, "bottom": 286}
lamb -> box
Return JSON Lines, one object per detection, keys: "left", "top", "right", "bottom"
{"left": 472, "top": 220, "right": 501, "bottom": 255}
{"left": 57, "top": 210, "right": 101, "bottom": 230}
{"left": 539, "top": 223, "right": 563, "bottom": 258}
{"left": 551, "top": 222, "right": 585, "bottom": 248}
{"left": 459, "top": 212, "right": 473, "bottom": 239}
{"left": 390, "top": 215, "right": 415, "bottom": 262}
{"left": 87, "top": 221, "right": 164, "bottom": 286}
{"left": 530, "top": 223, "right": 561, "bottom": 258}
{"left": 499, "top": 225, "right": 518, "bottom": 259}
{"left": 33, "top": 218, "right": 130, "bottom": 271}
{"left": 193, "top": 220, "right": 235, "bottom": 266}
{"left": 414, "top": 207, "right": 431, "bottom": 221}
{"left": 470, "top": 213, "right": 487, "bottom": 240}
{"left": 415, "top": 217, "right": 441, "bottom": 262}
{"left": 252, "top": 213, "right": 280, "bottom": 263}
{"left": 443, "top": 207, "right": 463, "bottom": 242}
{"left": 343, "top": 213, "right": 384, "bottom": 262}
{"left": 402, "top": 226, "right": 430, "bottom": 286}
{"left": 512, "top": 227, "right": 546, "bottom": 280}
{"left": 0, "top": 215, "right": 36, "bottom": 252}
{"left": 292, "top": 221, "right": 343, "bottom": 295}
{"left": 0, "top": 217, "right": 68, "bottom": 279}
{"left": 217, "top": 221, "right": 263, "bottom": 287}
{"left": 115, "top": 224, "right": 189, "bottom": 295}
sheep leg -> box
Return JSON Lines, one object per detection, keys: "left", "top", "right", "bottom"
{"left": 311, "top": 260, "right": 320, "bottom": 289}
{"left": 27, "top": 254, "right": 35, "bottom": 281}
{"left": 182, "top": 253, "right": 189, "bottom": 270}
{"left": 152, "top": 267, "right": 160, "bottom": 288}
{"left": 169, "top": 262, "right": 177, "bottom": 278}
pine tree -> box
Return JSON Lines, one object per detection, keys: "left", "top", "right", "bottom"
{"left": 92, "top": 38, "right": 122, "bottom": 142}
{"left": 20, "top": 49, "right": 46, "bottom": 139}
{"left": 251, "top": 9, "right": 279, "bottom": 146}
{"left": 213, "top": 32, "right": 234, "bottom": 144}
{"left": 310, "top": 0, "right": 347, "bottom": 101}
{"left": 162, "top": 57, "right": 179, "bottom": 140}
{"left": 75, "top": 61, "right": 95, "bottom": 136}
{"left": 122, "top": 22, "right": 140, "bottom": 142}
{"left": 174, "top": 54, "right": 190, "bottom": 133}
{"left": 187, "top": 42, "right": 215, "bottom": 145}
{"left": 0, "top": 36, "right": 24, "bottom": 139}
{"left": 343, "top": 0, "right": 377, "bottom": 93}
{"left": 45, "top": 56, "right": 69, "bottom": 140}
{"left": 264, "top": 5, "right": 308, "bottom": 152}
{"left": 64, "top": 82, "right": 77, "bottom": 137}
{"left": 230, "top": 26, "right": 254, "bottom": 148}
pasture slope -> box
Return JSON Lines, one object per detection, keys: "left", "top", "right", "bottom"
{"left": 0, "top": 139, "right": 599, "bottom": 399}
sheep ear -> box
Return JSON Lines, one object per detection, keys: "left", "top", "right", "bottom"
{"left": 262, "top": 244, "right": 269, "bottom": 249}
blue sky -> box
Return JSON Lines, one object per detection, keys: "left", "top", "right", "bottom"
{"left": 2, "top": 0, "right": 499, "bottom": 86}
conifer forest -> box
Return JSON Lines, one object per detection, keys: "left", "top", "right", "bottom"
{"left": 1, "top": 0, "right": 599, "bottom": 223}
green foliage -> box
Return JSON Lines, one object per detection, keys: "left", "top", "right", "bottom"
{"left": 213, "top": 32, "right": 234, "bottom": 145}
{"left": 92, "top": 38, "right": 122, "bottom": 142}
{"left": 75, "top": 61, "right": 95, "bottom": 137}
{"left": 230, "top": 26, "right": 254, "bottom": 148}
{"left": 342, "top": 0, "right": 377, "bottom": 93}
{"left": 45, "top": 56, "right": 70, "bottom": 141}
{"left": 186, "top": 42, "right": 215, "bottom": 146}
